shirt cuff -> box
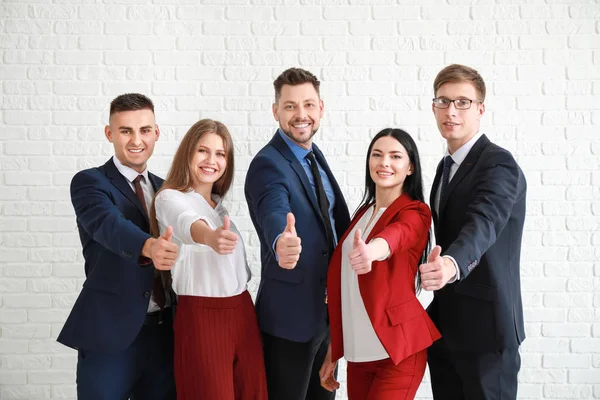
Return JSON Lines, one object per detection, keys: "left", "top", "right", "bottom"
{"left": 442, "top": 255, "right": 460, "bottom": 283}
{"left": 272, "top": 233, "right": 282, "bottom": 261}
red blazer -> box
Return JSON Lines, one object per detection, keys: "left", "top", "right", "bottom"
{"left": 327, "top": 193, "right": 441, "bottom": 365}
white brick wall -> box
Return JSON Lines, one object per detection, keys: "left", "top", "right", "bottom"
{"left": 0, "top": 2, "right": 598, "bottom": 399}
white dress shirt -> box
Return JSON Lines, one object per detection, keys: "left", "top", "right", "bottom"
{"left": 433, "top": 131, "right": 484, "bottom": 282}
{"left": 154, "top": 189, "right": 250, "bottom": 298}
{"left": 111, "top": 156, "right": 162, "bottom": 312}
{"left": 341, "top": 206, "right": 389, "bottom": 362}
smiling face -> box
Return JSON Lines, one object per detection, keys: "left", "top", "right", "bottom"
{"left": 189, "top": 132, "right": 227, "bottom": 193}
{"left": 105, "top": 109, "right": 159, "bottom": 173}
{"left": 272, "top": 83, "right": 324, "bottom": 149}
{"left": 369, "top": 136, "right": 413, "bottom": 194}
{"left": 433, "top": 81, "right": 485, "bottom": 153}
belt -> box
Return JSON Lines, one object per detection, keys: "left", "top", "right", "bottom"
{"left": 144, "top": 307, "right": 172, "bottom": 326}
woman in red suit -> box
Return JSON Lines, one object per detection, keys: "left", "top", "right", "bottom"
{"left": 320, "top": 128, "right": 441, "bottom": 400}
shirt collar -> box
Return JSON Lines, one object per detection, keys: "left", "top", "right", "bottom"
{"left": 278, "top": 129, "right": 312, "bottom": 162}
{"left": 445, "top": 131, "right": 483, "bottom": 167}
{"left": 112, "top": 155, "right": 149, "bottom": 184}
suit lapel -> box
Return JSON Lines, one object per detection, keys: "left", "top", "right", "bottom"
{"left": 103, "top": 158, "right": 149, "bottom": 222}
{"left": 439, "top": 135, "right": 490, "bottom": 218}
{"left": 270, "top": 132, "right": 323, "bottom": 223}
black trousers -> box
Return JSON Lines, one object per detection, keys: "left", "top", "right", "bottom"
{"left": 261, "top": 319, "right": 335, "bottom": 400}
{"left": 428, "top": 338, "right": 521, "bottom": 400}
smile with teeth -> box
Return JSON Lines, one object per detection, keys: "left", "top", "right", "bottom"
{"left": 128, "top": 149, "right": 144, "bottom": 153}
{"left": 377, "top": 171, "right": 393, "bottom": 177}
{"left": 292, "top": 122, "right": 310, "bottom": 129}
{"left": 200, "top": 167, "right": 217, "bottom": 174}
{"left": 444, "top": 122, "right": 459, "bottom": 126}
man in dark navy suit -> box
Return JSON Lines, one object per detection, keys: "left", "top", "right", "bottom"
{"left": 419, "top": 64, "right": 527, "bottom": 400}
{"left": 245, "top": 68, "right": 350, "bottom": 400}
{"left": 58, "top": 93, "right": 178, "bottom": 399}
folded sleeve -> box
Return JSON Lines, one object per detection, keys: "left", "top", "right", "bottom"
{"left": 154, "top": 190, "right": 212, "bottom": 246}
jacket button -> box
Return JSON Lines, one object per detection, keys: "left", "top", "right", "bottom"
{"left": 143, "top": 291, "right": 150, "bottom": 298}
{"left": 322, "top": 251, "right": 328, "bottom": 257}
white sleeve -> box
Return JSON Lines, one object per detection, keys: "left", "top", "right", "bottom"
{"left": 154, "top": 190, "right": 213, "bottom": 246}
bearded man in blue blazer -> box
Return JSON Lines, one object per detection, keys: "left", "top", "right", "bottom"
{"left": 245, "top": 68, "right": 350, "bottom": 400}
{"left": 58, "top": 93, "right": 178, "bottom": 399}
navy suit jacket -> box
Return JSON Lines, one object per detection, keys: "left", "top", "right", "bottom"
{"left": 245, "top": 132, "right": 350, "bottom": 343}
{"left": 57, "top": 158, "right": 164, "bottom": 353}
{"left": 428, "top": 134, "right": 527, "bottom": 353}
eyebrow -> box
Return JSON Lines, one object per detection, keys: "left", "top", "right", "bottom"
{"left": 372, "top": 148, "right": 404, "bottom": 154}
{"left": 197, "top": 144, "right": 226, "bottom": 152}
{"left": 118, "top": 125, "right": 153, "bottom": 130}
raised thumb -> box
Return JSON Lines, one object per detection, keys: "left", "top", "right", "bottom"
{"left": 222, "top": 215, "right": 230, "bottom": 231}
{"left": 285, "top": 212, "right": 296, "bottom": 235}
{"left": 162, "top": 225, "right": 173, "bottom": 242}
{"left": 428, "top": 245, "right": 442, "bottom": 262}
{"left": 353, "top": 229, "right": 363, "bottom": 248}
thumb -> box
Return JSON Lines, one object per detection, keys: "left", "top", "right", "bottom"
{"left": 162, "top": 226, "right": 173, "bottom": 242}
{"left": 428, "top": 245, "right": 442, "bottom": 262}
{"left": 222, "top": 215, "right": 230, "bottom": 231}
{"left": 353, "top": 229, "right": 363, "bottom": 248}
{"left": 284, "top": 212, "right": 296, "bottom": 235}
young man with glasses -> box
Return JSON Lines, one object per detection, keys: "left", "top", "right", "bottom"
{"left": 419, "top": 64, "right": 527, "bottom": 400}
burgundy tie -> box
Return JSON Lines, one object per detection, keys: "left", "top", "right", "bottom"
{"left": 133, "top": 175, "right": 166, "bottom": 310}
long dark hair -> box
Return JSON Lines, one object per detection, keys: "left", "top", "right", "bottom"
{"left": 356, "top": 128, "right": 431, "bottom": 293}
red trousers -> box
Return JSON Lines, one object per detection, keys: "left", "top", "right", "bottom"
{"left": 173, "top": 291, "right": 267, "bottom": 400}
{"left": 347, "top": 350, "right": 427, "bottom": 400}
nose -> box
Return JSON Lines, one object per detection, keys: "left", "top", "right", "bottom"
{"left": 445, "top": 102, "right": 458, "bottom": 117}
{"left": 131, "top": 131, "right": 142, "bottom": 146}
{"left": 296, "top": 105, "right": 307, "bottom": 119}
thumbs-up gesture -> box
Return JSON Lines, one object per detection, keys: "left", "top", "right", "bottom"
{"left": 348, "top": 229, "right": 373, "bottom": 275}
{"left": 152, "top": 226, "right": 180, "bottom": 270}
{"left": 207, "top": 215, "right": 238, "bottom": 255}
{"left": 275, "top": 213, "right": 302, "bottom": 269}
{"left": 419, "top": 245, "right": 456, "bottom": 291}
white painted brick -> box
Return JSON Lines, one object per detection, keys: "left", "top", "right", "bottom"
{"left": 275, "top": 6, "right": 320, "bottom": 21}
{"left": 299, "top": 21, "right": 346, "bottom": 36}
{"left": 569, "top": 369, "right": 600, "bottom": 383}
{"left": 542, "top": 323, "right": 591, "bottom": 338}
{"left": 0, "top": 371, "right": 27, "bottom": 385}
{"left": 175, "top": 5, "right": 221, "bottom": 20}
{"left": 543, "top": 384, "right": 592, "bottom": 398}
{"left": 472, "top": 5, "right": 520, "bottom": 20}
{"left": 4, "top": 20, "right": 52, "bottom": 34}
{"left": 0, "top": 385, "right": 52, "bottom": 400}
{"left": 323, "top": 6, "right": 369, "bottom": 20}
{"left": 569, "top": 35, "right": 600, "bottom": 50}
{"left": 323, "top": 36, "right": 368, "bottom": 51}
{"left": 372, "top": 6, "right": 419, "bottom": 20}
{"left": 497, "top": 20, "right": 546, "bottom": 35}
{"left": 227, "top": 6, "right": 271, "bottom": 20}
{"left": 568, "top": 309, "right": 596, "bottom": 323}
{"left": 1, "top": 355, "right": 51, "bottom": 369}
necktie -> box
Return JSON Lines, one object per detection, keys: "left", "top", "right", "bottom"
{"left": 306, "top": 152, "right": 334, "bottom": 252}
{"left": 133, "top": 175, "right": 166, "bottom": 310}
{"left": 440, "top": 155, "right": 454, "bottom": 201}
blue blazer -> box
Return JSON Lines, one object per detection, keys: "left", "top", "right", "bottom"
{"left": 245, "top": 132, "right": 350, "bottom": 342}
{"left": 57, "top": 158, "right": 164, "bottom": 353}
{"left": 428, "top": 134, "right": 527, "bottom": 353}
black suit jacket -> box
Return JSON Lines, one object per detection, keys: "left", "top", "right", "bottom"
{"left": 58, "top": 158, "right": 164, "bottom": 353}
{"left": 428, "top": 134, "right": 527, "bottom": 353}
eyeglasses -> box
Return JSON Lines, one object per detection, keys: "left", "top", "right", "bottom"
{"left": 432, "top": 98, "right": 482, "bottom": 110}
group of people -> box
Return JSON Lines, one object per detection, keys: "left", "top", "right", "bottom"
{"left": 57, "top": 63, "right": 527, "bottom": 400}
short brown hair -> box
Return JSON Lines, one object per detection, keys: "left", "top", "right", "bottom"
{"left": 433, "top": 64, "right": 486, "bottom": 101}
{"left": 149, "top": 119, "right": 235, "bottom": 237}
{"left": 273, "top": 68, "right": 321, "bottom": 103}
{"left": 109, "top": 93, "right": 154, "bottom": 117}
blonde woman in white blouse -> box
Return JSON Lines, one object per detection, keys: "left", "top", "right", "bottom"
{"left": 150, "top": 119, "right": 267, "bottom": 400}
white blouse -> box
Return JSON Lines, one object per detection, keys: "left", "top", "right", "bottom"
{"left": 154, "top": 189, "right": 250, "bottom": 298}
{"left": 341, "top": 206, "right": 389, "bottom": 362}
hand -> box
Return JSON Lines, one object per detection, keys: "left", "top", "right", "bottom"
{"left": 319, "top": 343, "right": 340, "bottom": 392}
{"left": 348, "top": 229, "right": 373, "bottom": 275}
{"left": 206, "top": 216, "right": 238, "bottom": 255}
{"left": 151, "top": 226, "right": 179, "bottom": 271}
{"left": 419, "top": 246, "right": 457, "bottom": 291}
{"left": 275, "top": 213, "right": 302, "bottom": 269}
